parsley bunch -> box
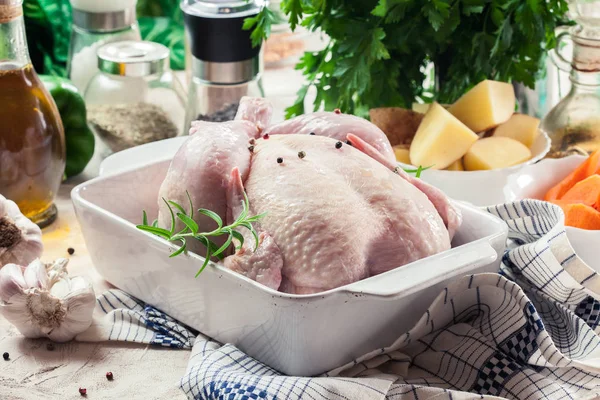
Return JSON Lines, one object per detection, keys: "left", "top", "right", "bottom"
{"left": 247, "top": 0, "right": 570, "bottom": 118}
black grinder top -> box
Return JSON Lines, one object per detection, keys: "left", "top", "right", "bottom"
{"left": 182, "top": 0, "right": 263, "bottom": 83}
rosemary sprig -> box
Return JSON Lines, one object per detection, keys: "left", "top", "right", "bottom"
{"left": 402, "top": 165, "right": 433, "bottom": 178}
{"left": 137, "top": 191, "right": 266, "bottom": 277}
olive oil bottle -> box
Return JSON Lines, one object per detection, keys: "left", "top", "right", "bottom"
{"left": 0, "top": 0, "right": 65, "bottom": 227}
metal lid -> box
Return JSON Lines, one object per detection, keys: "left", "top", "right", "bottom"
{"left": 181, "top": 0, "right": 262, "bottom": 18}
{"left": 97, "top": 41, "right": 170, "bottom": 77}
{"left": 72, "top": 7, "right": 137, "bottom": 32}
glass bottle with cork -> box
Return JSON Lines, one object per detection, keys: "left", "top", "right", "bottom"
{"left": 0, "top": 0, "right": 66, "bottom": 227}
{"left": 542, "top": 3, "right": 600, "bottom": 158}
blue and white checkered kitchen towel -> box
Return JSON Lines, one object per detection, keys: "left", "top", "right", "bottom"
{"left": 78, "top": 200, "right": 600, "bottom": 399}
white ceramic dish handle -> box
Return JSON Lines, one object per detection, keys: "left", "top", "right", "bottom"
{"left": 343, "top": 241, "right": 498, "bottom": 297}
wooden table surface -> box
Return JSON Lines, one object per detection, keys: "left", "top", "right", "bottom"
{"left": 0, "top": 66, "right": 306, "bottom": 400}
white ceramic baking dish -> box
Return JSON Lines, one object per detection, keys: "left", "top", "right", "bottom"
{"left": 72, "top": 160, "right": 508, "bottom": 376}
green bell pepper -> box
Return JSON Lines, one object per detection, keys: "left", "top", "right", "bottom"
{"left": 40, "top": 75, "right": 95, "bottom": 178}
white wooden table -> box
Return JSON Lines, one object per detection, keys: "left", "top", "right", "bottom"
{"left": 0, "top": 66, "right": 305, "bottom": 400}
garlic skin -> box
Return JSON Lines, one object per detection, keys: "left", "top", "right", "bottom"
{"left": 0, "top": 258, "right": 95, "bottom": 342}
{"left": 0, "top": 194, "right": 43, "bottom": 267}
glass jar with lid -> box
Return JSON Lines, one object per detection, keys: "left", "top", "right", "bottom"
{"left": 182, "top": 0, "right": 265, "bottom": 131}
{"left": 67, "top": 0, "right": 141, "bottom": 93}
{"left": 84, "top": 41, "right": 187, "bottom": 158}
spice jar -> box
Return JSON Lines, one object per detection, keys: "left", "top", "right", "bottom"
{"left": 84, "top": 41, "right": 186, "bottom": 156}
{"left": 182, "top": 0, "right": 265, "bottom": 131}
{"left": 67, "top": 0, "right": 141, "bottom": 93}
{"left": 0, "top": 0, "right": 66, "bottom": 228}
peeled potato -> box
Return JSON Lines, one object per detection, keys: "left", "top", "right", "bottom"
{"left": 492, "top": 113, "right": 540, "bottom": 148}
{"left": 393, "top": 145, "right": 412, "bottom": 164}
{"left": 409, "top": 103, "right": 479, "bottom": 170}
{"left": 445, "top": 159, "right": 465, "bottom": 171}
{"left": 448, "top": 80, "right": 516, "bottom": 132}
{"left": 463, "top": 137, "right": 532, "bottom": 171}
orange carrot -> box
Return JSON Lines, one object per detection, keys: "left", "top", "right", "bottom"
{"left": 561, "top": 175, "right": 600, "bottom": 211}
{"left": 545, "top": 150, "right": 600, "bottom": 201}
{"left": 562, "top": 203, "right": 600, "bottom": 230}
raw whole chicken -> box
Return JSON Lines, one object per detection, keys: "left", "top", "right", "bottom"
{"left": 157, "top": 98, "right": 462, "bottom": 294}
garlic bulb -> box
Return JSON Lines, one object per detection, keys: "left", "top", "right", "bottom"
{"left": 0, "top": 194, "right": 43, "bottom": 267}
{"left": 0, "top": 258, "right": 95, "bottom": 342}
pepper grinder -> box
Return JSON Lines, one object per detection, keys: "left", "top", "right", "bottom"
{"left": 182, "top": 0, "right": 265, "bottom": 131}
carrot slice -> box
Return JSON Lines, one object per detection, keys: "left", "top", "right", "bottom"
{"left": 561, "top": 203, "right": 600, "bottom": 230}
{"left": 544, "top": 150, "right": 600, "bottom": 201}
{"left": 561, "top": 175, "right": 600, "bottom": 210}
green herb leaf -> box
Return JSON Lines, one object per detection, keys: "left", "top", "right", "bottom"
{"left": 197, "top": 208, "right": 223, "bottom": 229}
{"left": 231, "top": 230, "right": 245, "bottom": 250}
{"left": 162, "top": 198, "right": 176, "bottom": 236}
{"left": 136, "top": 225, "right": 172, "bottom": 239}
{"left": 170, "top": 238, "right": 187, "bottom": 258}
{"left": 168, "top": 200, "right": 186, "bottom": 215}
{"left": 177, "top": 213, "right": 199, "bottom": 235}
{"left": 142, "top": 210, "right": 148, "bottom": 226}
{"left": 212, "top": 234, "right": 233, "bottom": 258}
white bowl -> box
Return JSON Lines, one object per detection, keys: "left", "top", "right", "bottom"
{"left": 72, "top": 159, "right": 508, "bottom": 376}
{"left": 504, "top": 154, "right": 600, "bottom": 268}
{"left": 399, "top": 131, "right": 551, "bottom": 207}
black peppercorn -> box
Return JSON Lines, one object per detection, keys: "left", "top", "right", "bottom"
{"left": 309, "top": 132, "right": 316, "bottom": 135}
{"left": 248, "top": 145, "right": 254, "bottom": 152}
{"left": 67, "top": 247, "right": 75, "bottom": 255}
{"left": 2, "top": 352, "right": 9, "bottom": 361}
{"left": 277, "top": 157, "right": 283, "bottom": 164}
{"left": 46, "top": 343, "right": 55, "bottom": 351}
{"left": 298, "top": 151, "right": 306, "bottom": 159}
{"left": 106, "top": 371, "right": 114, "bottom": 381}
{"left": 335, "top": 141, "right": 343, "bottom": 149}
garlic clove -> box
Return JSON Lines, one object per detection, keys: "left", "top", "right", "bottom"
{"left": 0, "top": 194, "right": 43, "bottom": 267}
{"left": 48, "top": 289, "right": 96, "bottom": 342}
{"left": 0, "top": 263, "right": 26, "bottom": 302}
{"left": 46, "top": 258, "right": 69, "bottom": 287}
{"left": 0, "top": 295, "right": 46, "bottom": 338}
{"left": 68, "top": 276, "right": 90, "bottom": 293}
{"left": 23, "top": 259, "right": 48, "bottom": 289}
{"left": 49, "top": 278, "right": 70, "bottom": 299}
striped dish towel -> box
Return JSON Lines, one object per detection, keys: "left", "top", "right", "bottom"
{"left": 80, "top": 200, "right": 600, "bottom": 399}
{"left": 76, "top": 288, "right": 195, "bottom": 349}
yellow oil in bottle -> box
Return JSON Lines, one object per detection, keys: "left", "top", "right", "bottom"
{"left": 546, "top": 121, "right": 600, "bottom": 158}
{"left": 0, "top": 64, "right": 66, "bottom": 226}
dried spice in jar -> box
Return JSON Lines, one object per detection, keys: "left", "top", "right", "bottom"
{"left": 87, "top": 103, "right": 178, "bottom": 153}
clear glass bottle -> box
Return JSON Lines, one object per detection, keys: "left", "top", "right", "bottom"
{"left": 0, "top": 0, "right": 66, "bottom": 227}
{"left": 67, "top": 0, "right": 141, "bottom": 93}
{"left": 542, "top": 8, "right": 600, "bottom": 157}
{"left": 84, "top": 41, "right": 187, "bottom": 156}
{"left": 182, "top": 0, "right": 265, "bottom": 131}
